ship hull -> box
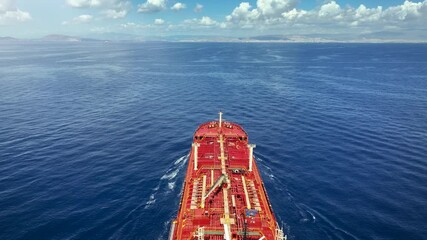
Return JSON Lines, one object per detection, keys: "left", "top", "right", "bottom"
{"left": 170, "top": 116, "right": 285, "bottom": 240}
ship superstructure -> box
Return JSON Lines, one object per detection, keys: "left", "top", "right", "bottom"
{"left": 170, "top": 113, "right": 286, "bottom": 240}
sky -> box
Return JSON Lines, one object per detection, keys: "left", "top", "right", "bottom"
{"left": 0, "top": 0, "right": 427, "bottom": 40}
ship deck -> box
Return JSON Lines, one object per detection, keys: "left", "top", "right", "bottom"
{"left": 170, "top": 115, "right": 285, "bottom": 240}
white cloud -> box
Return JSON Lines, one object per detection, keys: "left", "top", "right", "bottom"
{"left": 194, "top": 3, "right": 203, "bottom": 13}
{"left": 225, "top": 0, "right": 427, "bottom": 33}
{"left": 281, "top": 8, "right": 307, "bottom": 21}
{"left": 120, "top": 21, "right": 167, "bottom": 31}
{"left": 225, "top": 0, "right": 299, "bottom": 26}
{"left": 62, "top": 14, "right": 93, "bottom": 25}
{"left": 343, "top": 4, "right": 383, "bottom": 26}
{"left": 383, "top": 0, "right": 427, "bottom": 21}
{"left": 184, "top": 16, "right": 218, "bottom": 26}
{"left": 0, "top": 0, "right": 14, "bottom": 11}
{"left": 154, "top": 18, "right": 165, "bottom": 25}
{"left": 355, "top": 5, "right": 382, "bottom": 22}
{"left": 225, "top": 2, "right": 260, "bottom": 28}
{"left": 66, "top": 0, "right": 96, "bottom": 8}
{"left": 120, "top": 22, "right": 150, "bottom": 30}
{"left": 121, "top": 22, "right": 137, "bottom": 28}
{"left": 67, "top": 0, "right": 122, "bottom": 8}
{"left": 75, "top": 14, "right": 93, "bottom": 23}
{"left": 200, "top": 16, "right": 216, "bottom": 26}
{"left": 104, "top": 9, "right": 127, "bottom": 19}
{"left": 171, "top": 2, "right": 186, "bottom": 11}
{"left": 257, "top": 0, "right": 297, "bottom": 17}
{"left": 0, "top": 0, "right": 31, "bottom": 25}
{"left": 137, "top": 0, "right": 166, "bottom": 13}
{"left": 318, "top": 1, "right": 342, "bottom": 18}
{"left": 66, "top": 0, "right": 130, "bottom": 18}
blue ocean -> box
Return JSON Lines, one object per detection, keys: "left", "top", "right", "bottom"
{"left": 0, "top": 42, "right": 426, "bottom": 240}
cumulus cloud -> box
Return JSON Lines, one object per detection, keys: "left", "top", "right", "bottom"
{"left": 318, "top": 1, "right": 342, "bottom": 18}
{"left": 383, "top": 0, "right": 427, "bottom": 21}
{"left": 281, "top": 8, "right": 307, "bottom": 22}
{"left": 171, "top": 2, "right": 186, "bottom": 11}
{"left": 62, "top": 14, "right": 93, "bottom": 25}
{"left": 194, "top": 3, "right": 203, "bottom": 13}
{"left": 225, "top": 0, "right": 305, "bottom": 26}
{"left": 225, "top": 0, "right": 427, "bottom": 33}
{"left": 137, "top": 0, "right": 166, "bottom": 13}
{"left": 0, "top": 0, "right": 31, "bottom": 25}
{"left": 59, "top": 0, "right": 427, "bottom": 40}
{"left": 184, "top": 16, "right": 218, "bottom": 26}
{"left": 66, "top": 0, "right": 130, "bottom": 19}
{"left": 200, "top": 16, "right": 216, "bottom": 26}
{"left": 226, "top": 2, "right": 260, "bottom": 28}
{"left": 104, "top": 9, "right": 127, "bottom": 19}
{"left": 353, "top": 5, "right": 382, "bottom": 24}
{"left": 154, "top": 18, "right": 165, "bottom": 25}
{"left": 257, "top": 0, "right": 297, "bottom": 17}
{"left": 225, "top": 0, "right": 296, "bottom": 26}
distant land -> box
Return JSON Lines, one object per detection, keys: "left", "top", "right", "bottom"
{"left": 0, "top": 37, "right": 19, "bottom": 41}
{"left": 0, "top": 35, "right": 102, "bottom": 42}
{"left": 0, "top": 34, "right": 426, "bottom": 43}
{"left": 40, "top": 34, "right": 102, "bottom": 42}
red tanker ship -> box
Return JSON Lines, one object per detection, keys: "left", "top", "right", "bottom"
{"left": 169, "top": 113, "right": 286, "bottom": 240}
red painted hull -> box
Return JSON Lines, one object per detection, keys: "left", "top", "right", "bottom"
{"left": 170, "top": 118, "right": 285, "bottom": 240}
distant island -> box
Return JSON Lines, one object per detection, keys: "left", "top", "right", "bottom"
{"left": 40, "top": 34, "right": 100, "bottom": 42}
{"left": 0, "top": 34, "right": 103, "bottom": 43}
{"left": 0, "top": 37, "right": 19, "bottom": 41}
{"left": 1, "top": 34, "right": 426, "bottom": 43}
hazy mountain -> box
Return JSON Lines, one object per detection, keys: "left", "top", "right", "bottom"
{"left": 0, "top": 37, "right": 19, "bottom": 41}
{"left": 40, "top": 34, "right": 101, "bottom": 42}
{"left": 246, "top": 35, "right": 290, "bottom": 41}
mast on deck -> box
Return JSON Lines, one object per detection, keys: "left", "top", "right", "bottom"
{"left": 192, "top": 143, "right": 200, "bottom": 170}
{"left": 248, "top": 144, "right": 256, "bottom": 172}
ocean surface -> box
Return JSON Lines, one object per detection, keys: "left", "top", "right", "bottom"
{"left": 0, "top": 42, "right": 426, "bottom": 240}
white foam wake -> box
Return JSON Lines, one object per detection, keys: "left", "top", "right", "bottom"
{"left": 144, "top": 154, "right": 189, "bottom": 209}
{"left": 161, "top": 168, "right": 180, "bottom": 180}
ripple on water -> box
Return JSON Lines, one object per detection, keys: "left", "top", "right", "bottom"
{"left": 0, "top": 42, "right": 427, "bottom": 240}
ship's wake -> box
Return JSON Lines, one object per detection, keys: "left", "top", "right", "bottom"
{"left": 144, "top": 154, "right": 189, "bottom": 209}
{"left": 108, "top": 154, "right": 190, "bottom": 239}
{"left": 153, "top": 154, "right": 189, "bottom": 239}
